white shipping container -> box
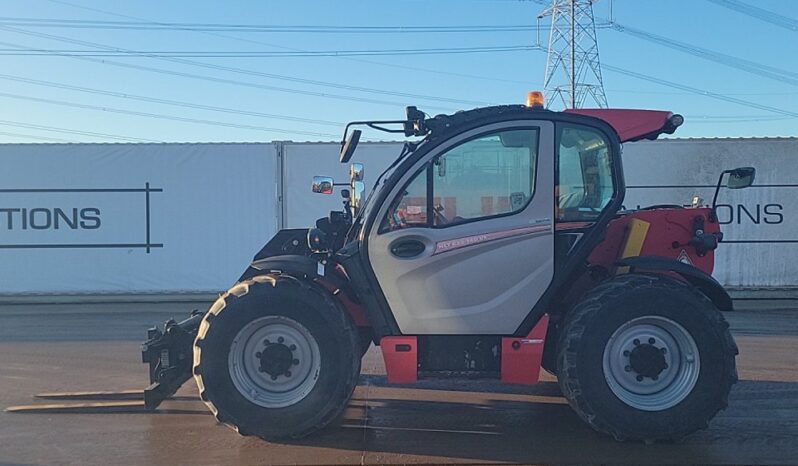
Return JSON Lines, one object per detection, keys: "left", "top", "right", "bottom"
{"left": 0, "top": 143, "right": 279, "bottom": 294}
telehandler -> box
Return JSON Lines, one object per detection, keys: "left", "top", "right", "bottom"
{"left": 28, "top": 93, "right": 757, "bottom": 443}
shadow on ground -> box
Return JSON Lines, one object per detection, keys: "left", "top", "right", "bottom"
{"left": 267, "top": 377, "right": 798, "bottom": 465}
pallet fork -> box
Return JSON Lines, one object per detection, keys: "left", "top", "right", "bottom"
{"left": 6, "top": 311, "right": 203, "bottom": 414}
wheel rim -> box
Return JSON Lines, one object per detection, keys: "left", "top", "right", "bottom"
{"left": 602, "top": 316, "right": 700, "bottom": 411}
{"left": 228, "top": 315, "right": 321, "bottom": 408}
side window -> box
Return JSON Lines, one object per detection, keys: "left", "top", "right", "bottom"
{"left": 381, "top": 129, "right": 539, "bottom": 232}
{"left": 556, "top": 125, "right": 615, "bottom": 221}
{"left": 382, "top": 166, "right": 428, "bottom": 231}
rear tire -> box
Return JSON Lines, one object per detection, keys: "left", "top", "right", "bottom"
{"left": 193, "top": 274, "right": 361, "bottom": 441}
{"left": 557, "top": 273, "right": 737, "bottom": 442}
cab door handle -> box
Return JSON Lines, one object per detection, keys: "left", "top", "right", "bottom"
{"left": 390, "top": 239, "right": 426, "bottom": 258}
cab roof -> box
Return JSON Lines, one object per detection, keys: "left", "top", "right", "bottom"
{"left": 425, "top": 106, "right": 683, "bottom": 144}
{"left": 564, "top": 108, "right": 683, "bottom": 143}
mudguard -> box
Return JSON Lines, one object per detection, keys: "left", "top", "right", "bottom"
{"left": 250, "top": 255, "right": 319, "bottom": 276}
{"left": 238, "top": 228, "right": 312, "bottom": 282}
{"left": 242, "top": 254, "right": 366, "bottom": 327}
{"left": 244, "top": 255, "right": 346, "bottom": 289}
{"left": 617, "top": 256, "right": 733, "bottom": 311}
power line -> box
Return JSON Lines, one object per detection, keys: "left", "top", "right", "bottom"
{"left": 41, "top": 0, "right": 538, "bottom": 87}
{"left": 0, "top": 38, "right": 456, "bottom": 112}
{"left": 0, "top": 17, "right": 564, "bottom": 33}
{"left": 705, "top": 0, "right": 798, "bottom": 32}
{"left": 602, "top": 63, "right": 798, "bottom": 118}
{"left": 687, "top": 114, "right": 794, "bottom": 120}
{"left": 689, "top": 118, "right": 795, "bottom": 124}
{"left": 611, "top": 22, "right": 798, "bottom": 87}
{"left": 0, "top": 120, "right": 162, "bottom": 142}
{"left": 0, "top": 44, "right": 542, "bottom": 57}
{"left": 0, "top": 130, "right": 76, "bottom": 142}
{"left": 0, "top": 73, "right": 343, "bottom": 127}
{"left": 521, "top": 40, "right": 798, "bottom": 120}
{"left": 607, "top": 89, "right": 798, "bottom": 96}
{"left": 0, "top": 25, "right": 486, "bottom": 108}
{"left": 685, "top": 114, "right": 796, "bottom": 123}
{"left": 0, "top": 92, "right": 341, "bottom": 138}
{"left": 24, "top": 0, "right": 798, "bottom": 129}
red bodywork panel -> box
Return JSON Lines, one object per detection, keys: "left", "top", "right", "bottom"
{"left": 588, "top": 207, "right": 719, "bottom": 274}
{"left": 380, "top": 316, "right": 550, "bottom": 386}
{"left": 380, "top": 336, "right": 418, "bottom": 384}
{"left": 564, "top": 108, "right": 677, "bottom": 143}
{"left": 501, "top": 314, "right": 549, "bottom": 385}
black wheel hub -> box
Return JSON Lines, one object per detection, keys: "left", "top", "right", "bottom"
{"left": 629, "top": 343, "right": 668, "bottom": 379}
{"left": 258, "top": 343, "right": 294, "bottom": 377}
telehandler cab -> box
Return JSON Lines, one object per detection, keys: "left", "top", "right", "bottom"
{"left": 55, "top": 95, "right": 758, "bottom": 443}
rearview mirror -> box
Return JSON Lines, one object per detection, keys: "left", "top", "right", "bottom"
{"left": 727, "top": 167, "right": 755, "bottom": 189}
{"left": 350, "top": 162, "right": 364, "bottom": 182}
{"left": 340, "top": 129, "right": 362, "bottom": 164}
{"left": 351, "top": 181, "right": 365, "bottom": 209}
{"left": 711, "top": 166, "right": 757, "bottom": 220}
{"left": 311, "top": 176, "right": 334, "bottom": 194}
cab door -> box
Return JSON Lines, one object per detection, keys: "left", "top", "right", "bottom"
{"left": 366, "top": 121, "right": 554, "bottom": 335}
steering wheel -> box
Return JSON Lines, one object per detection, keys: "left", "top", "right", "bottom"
{"left": 558, "top": 191, "right": 583, "bottom": 209}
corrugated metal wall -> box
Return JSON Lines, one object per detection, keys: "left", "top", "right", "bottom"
{"left": 0, "top": 137, "right": 794, "bottom": 294}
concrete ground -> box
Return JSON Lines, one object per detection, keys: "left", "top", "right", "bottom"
{"left": 0, "top": 302, "right": 796, "bottom": 466}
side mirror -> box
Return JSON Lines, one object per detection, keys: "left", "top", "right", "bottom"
{"left": 727, "top": 166, "right": 755, "bottom": 189}
{"left": 311, "top": 176, "right": 334, "bottom": 195}
{"left": 350, "top": 162, "right": 364, "bottom": 182}
{"left": 340, "top": 129, "right": 361, "bottom": 164}
{"left": 351, "top": 181, "right": 365, "bottom": 209}
{"left": 710, "top": 166, "right": 756, "bottom": 221}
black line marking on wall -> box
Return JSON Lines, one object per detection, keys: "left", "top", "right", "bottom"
{"left": 0, "top": 243, "right": 164, "bottom": 249}
{"left": 0, "top": 185, "right": 162, "bottom": 251}
{"left": 0, "top": 188, "right": 164, "bottom": 193}
{"left": 722, "top": 240, "right": 798, "bottom": 244}
{"left": 145, "top": 182, "right": 151, "bottom": 254}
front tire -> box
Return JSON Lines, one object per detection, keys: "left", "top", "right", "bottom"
{"left": 193, "top": 274, "right": 361, "bottom": 440}
{"left": 557, "top": 274, "right": 738, "bottom": 442}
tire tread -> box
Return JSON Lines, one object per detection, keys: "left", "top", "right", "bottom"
{"left": 556, "top": 273, "right": 737, "bottom": 442}
{"left": 192, "top": 274, "right": 361, "bottom": 440}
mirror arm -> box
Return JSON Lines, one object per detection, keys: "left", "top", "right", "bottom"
{"left": 710, "top": 170, "right": 729, "bottom": 222}
{"left": 366, "top": 122, "right": 406, "bottom": 133}
{"left": 341, "top": 118, "right": 427, "bottom": 144}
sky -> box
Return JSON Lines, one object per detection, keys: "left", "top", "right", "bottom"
{"left": 0, "top": 0, "right": 796, "bottom": 143}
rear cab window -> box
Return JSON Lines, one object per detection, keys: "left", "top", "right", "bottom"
{"left": 556, "top": 125, "right": 615, "bottom": 223}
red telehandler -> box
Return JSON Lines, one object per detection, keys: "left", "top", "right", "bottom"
{"left": 15, "top": 94, "right": 755, "bottom": 443}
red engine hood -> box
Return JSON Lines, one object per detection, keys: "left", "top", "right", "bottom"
{"left": 564, "top": 108, "right": 683, "bottom": 143}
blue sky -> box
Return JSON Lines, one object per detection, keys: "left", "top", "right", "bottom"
{"left": 1, "top": 0, "right": 796, "bottom": 142}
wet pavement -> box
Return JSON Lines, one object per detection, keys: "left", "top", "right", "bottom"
{"left": 0, "top": 303, "right": 796, "bottom": 465}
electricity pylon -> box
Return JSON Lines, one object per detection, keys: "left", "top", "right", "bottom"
{"left": 540, "top": 0, "right": 608, "bottom": 109}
